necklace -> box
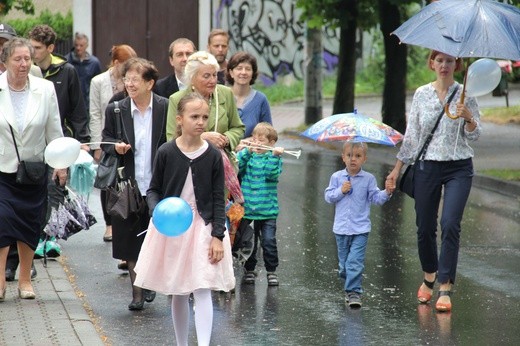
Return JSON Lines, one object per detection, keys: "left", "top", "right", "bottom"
{"left": 191, "top": 86, "right": 214, "bottom": 107}
{"left": 8, "top": 81, "right": 28, "bottom": 92}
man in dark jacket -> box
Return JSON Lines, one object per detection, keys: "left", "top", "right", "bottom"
{"left": 28, "top": 24, "right": 91, "bottom": 259}
{"left": 153, "top": 38, "right": 195, "bottom": 98}
{"left": 65, "top": 32, "right": 102, "bottom": 112}
{"left": 28, "top": 24, "right": 90, "bottom": 143}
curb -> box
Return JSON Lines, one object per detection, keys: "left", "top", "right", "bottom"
{"left": 44, "top": 258, "right": 105, "bottom": 346}
{"left": 285, "top": 129, "right": 520, "bottom": 199}
{"left": 473, "top": 174, "right": 520, "bottom": 199}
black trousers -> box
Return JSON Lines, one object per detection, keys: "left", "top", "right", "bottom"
{"left": 414, "top": 159, "right": 473, "bottom": 285}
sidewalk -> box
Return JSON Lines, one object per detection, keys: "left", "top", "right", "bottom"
{"left": 0, "top": 258, "right": 104, "bottom": 345}
{"left": 0, "top": 89, "right": 518, "bottom": 345}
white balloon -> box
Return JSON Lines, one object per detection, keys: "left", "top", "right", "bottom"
{"left": 45, "top": 137, "right": 81, "bottom": 169}
{"left": 465, "top": 58, "right": 502, "bottom": 97}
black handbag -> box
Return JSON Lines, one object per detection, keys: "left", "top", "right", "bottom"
{"left": 399, "top": 163, "right": 416, "bottom": 198}
{"left": 16, "top": 160, "right": 48, "bottom": 185}
{"left": 94, "top": 101, "right": 122, "bottom": 189}
{"left": 93, "top": 153, "right": 119, "bottom": 189}
{"left": 399, "top": 86, "right": 459, "bottom": 198}
{"left": 9, "top": 125, "right": 47, "bottom": 185}
{"left": 106, "top": 169, "right": 145, "bottom": 219}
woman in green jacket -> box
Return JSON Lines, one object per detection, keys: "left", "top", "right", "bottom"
{"left": 166, "top": 51, "right": 244, "bottom": 151}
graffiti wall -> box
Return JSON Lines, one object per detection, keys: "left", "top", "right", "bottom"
{"left": 213, "top": 0, "right": 339, "bottom": 85}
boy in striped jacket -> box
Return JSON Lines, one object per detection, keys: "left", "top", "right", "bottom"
{"left": 236, "top": 122, "right": 283, "bottom": 286}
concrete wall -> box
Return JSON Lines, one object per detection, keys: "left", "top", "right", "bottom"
{"left": 72, "top": 0, "right": 92, "bottom": 53}
{"left": 211, "top": 0, "right": 340, "bottom": 85}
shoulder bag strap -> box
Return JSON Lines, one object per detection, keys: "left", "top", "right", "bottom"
{"left": 416, "top": 85, "right": 459, "bottom": 161}
{"left": 114, "top": 101, "right": 122, "bottom": 140}
{"left": 9, "top": 125, "right": 21, "bottom": 163}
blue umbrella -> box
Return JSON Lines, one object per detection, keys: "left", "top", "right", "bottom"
{"left": 392, "top": 0, "right": 520, "bottom": 60}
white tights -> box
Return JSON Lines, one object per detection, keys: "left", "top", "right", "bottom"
{"left": 171, "top": 289, "right": 213, "bottom": 346}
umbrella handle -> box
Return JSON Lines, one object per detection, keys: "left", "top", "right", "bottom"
{"left": 444, "top": 103, "right": 459, "bottom": 119}
{"left": 445, "top": 59, "right": 469, "bottom": 120}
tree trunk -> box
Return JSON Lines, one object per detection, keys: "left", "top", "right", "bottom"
{"left": 379, "top": 0, "right": 407, "bottom": 134}
{"left": 304, "top": 26, "right": 323, "bottom": 124}
{"left": 333, "top": 1, "right": 357, "bottom": 115}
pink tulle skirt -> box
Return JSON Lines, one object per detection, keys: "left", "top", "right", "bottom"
{"left": 134, "top": 173, "right": 235, "bottom": 295}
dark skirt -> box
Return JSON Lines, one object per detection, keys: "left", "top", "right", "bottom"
{"left": 0, "top": 172, "right": 47, "bottom": 250}
{"left": 112, "top": 201, "right": 150, "bottom": 261}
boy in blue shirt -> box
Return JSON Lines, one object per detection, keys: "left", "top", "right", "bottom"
{"left": 237, "top": 122, "right": 283, "bottom": 286}
{"left": 324, "top": 142, "right": 394, "bottom": 307}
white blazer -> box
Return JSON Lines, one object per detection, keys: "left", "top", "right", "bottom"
{"left": 89, "top": 70, "right": 113, "bottom": 149}
{"left": 0, "top": 73, "right": 63, "bottom": 173}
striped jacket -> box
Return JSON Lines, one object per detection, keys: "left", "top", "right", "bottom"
{"left": 237, "top": 149, "right": 282, "bottom": 220}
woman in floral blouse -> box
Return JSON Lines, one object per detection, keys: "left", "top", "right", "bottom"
{"left": 386, "top": 50, "right": 481, "bottom": 313}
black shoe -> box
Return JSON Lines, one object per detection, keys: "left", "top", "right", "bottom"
{"left": 347, "top": 292, "right": 362, "bottom": 308}
{"left": 144, "top": 289, "right": 156, "bottom": 303}
{"left": 128, "top": 300, "right": 145, "bottom": 311}
{"left": 30, "top": 264, "right": 37, "bottom": 279}
{"left": 5, "top": 268, "right": 16, "bottom": 282}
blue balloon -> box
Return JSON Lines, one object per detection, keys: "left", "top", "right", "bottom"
{"left": 152, "top": 197, "right": 193, "bottom": 237}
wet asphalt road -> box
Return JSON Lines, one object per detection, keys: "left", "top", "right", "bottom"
{"left": 61, "top": 136, "right": 520, "bottom": 345}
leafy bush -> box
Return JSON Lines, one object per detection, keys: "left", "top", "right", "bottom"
{"left": 7, "top": 9, "right": 72, "bottom": 40}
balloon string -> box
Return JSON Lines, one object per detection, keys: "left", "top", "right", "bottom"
{"left": 83, "top": 142, "right": 118, "bottom": 146}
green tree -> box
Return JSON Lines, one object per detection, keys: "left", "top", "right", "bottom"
{"left": 297, "top": 0, "right": 378, "bottom": 116}
{"left": 7, "top": 10, "right": 73, "bottom": 41}
{"left": 298, "top": 0, "right": 421, "bottom": 133}
{"left": 0, "top": 0, "right": 34, "bottom": 16}
{"left": 378, "top": 0, "right": 410, "bottom": 133}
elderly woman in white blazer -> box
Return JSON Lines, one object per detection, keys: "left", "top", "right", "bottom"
{"left": 0, "top": 38, "right": 65, "bottom": 301}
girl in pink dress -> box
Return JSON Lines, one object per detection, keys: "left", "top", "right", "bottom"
{"left": 135, "top": 93, "right": 235, "bottom": 345}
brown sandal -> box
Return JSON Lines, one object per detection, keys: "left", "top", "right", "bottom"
{"left": 435, "top": 291, "right": 452, "bottom": 312}
{"left": 417, "top": 275, "right": 436, "bottom": 303}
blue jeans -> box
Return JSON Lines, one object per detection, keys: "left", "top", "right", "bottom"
{"left": 244, "top": 219, "right": 278, "bottom": 272}
{"left": 335, "top": 233, "right": 369, "bottom": 294}
{"left": 414, "top": 159, "right": 473, "bottom": 284}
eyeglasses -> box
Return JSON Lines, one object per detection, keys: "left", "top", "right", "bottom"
{"left": 122, "top": 77, "right": 143, "bottom": 85}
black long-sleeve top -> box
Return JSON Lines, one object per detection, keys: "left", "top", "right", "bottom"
{"left": 146, "top": 140, "right": 226, "bottom": 239}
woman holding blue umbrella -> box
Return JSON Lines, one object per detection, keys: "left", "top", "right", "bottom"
{"left": 386, "top": 50, "right": 481, "bottom": 312}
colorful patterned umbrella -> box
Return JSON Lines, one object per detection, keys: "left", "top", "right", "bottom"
{"left": 300, "top": 111, "right": 403, "bottom": 146}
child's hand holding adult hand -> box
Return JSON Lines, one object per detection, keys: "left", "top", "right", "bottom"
{"left": 385, "top": 178, "right": 395, "bottom": 195}
{"left": 209, "top": 237, "right": 224, "bottom": 264}
{"left": 386, "top": 167, "right": 400, "bottom": 188}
